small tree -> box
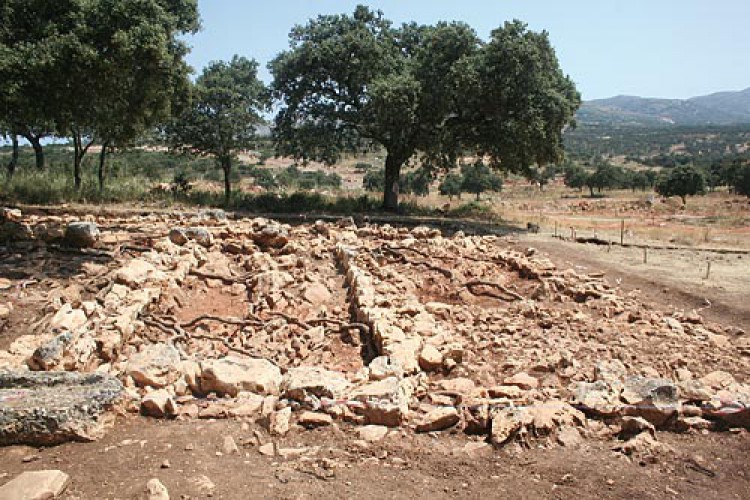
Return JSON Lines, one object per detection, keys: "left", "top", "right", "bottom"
{"left": 460, "top": 162, "right": 503, "bottom": 200}
{"left": 733, "top": 164, "right": 750, "bottom": 197}
{"left": 401, "top": 167, "right": 432, "bottom": 196}
{"left": 439, "top": 173, "right": 463, "bottom": 200}
{"left": 655, "top": 164, "right": 706, "bottom": 205}
{"left": 563, "top": 163, "right": 588, "bottom": 192}
{"left": 170, "top": 56, "right": 268, "bottom": 203}
{"left": 363, "top": 168, "right": 385, "bottom": 192}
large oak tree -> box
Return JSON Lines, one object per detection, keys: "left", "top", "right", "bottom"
{"left": 270, "top": 6, "right": 580, "bottom": 210}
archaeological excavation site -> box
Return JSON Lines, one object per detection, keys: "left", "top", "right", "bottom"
{"left": 0, "top": 206, "right": 748, "bottom": 498}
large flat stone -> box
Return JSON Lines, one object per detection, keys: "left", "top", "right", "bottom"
{"left": 200, "top": 356, "right": 281, "bottom": 397}
{"left": 0, "top": 370, "right": 123, "bottom": 445}
{"left": 0, "top": 470, "right": 70, "bottom": 499}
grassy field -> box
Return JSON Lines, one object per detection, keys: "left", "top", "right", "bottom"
{"left": 2, "top": 144, "right": 749, "bottom": 248}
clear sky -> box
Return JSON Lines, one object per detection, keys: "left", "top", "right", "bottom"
{"left": 185, "top": 0, "right": 750, "bottom": 101}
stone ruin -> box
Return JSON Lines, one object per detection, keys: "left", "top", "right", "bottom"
{"left": 0, "top": 206, "right": 748, "bottom": 461}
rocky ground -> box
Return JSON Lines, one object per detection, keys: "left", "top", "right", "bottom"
{"left": 0, "top": 206, "right": 748, "bottom": 499}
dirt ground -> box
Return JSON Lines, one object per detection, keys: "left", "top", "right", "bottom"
{"left": 0, "top": 417, "right": 748, "bottom": 500}
{"left": 1, "top": 209, "right": 749, "bottom": 499}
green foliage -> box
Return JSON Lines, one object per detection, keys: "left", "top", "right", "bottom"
{"left": 460, "top": 162, "right": 503, "bottom": 200}
{"left": 655, "top": 164, "right": 706, "bottom": 204}
{"left": 355, "top": 162, "right": 373, "bottom": 172}
{"left": 275, "top": 164, "right": 342, "bottom": 190}
{"left": 169, "top": 55, "right": 268, "bottom": 202}
{"left": 563, "top": 163, "right": 588, "bottom": 191}
{"left": 400, "top": 167, "right": 432, "bottom": 196}
{"left": 732, "top": 164, "right": 750, "bottom": 197}
{"left": 271, "top": 6, "right": 579, "bottom": 210}
{"left": 0, "top": 0, "right": 200, "bottom": 184}
{"left": 363, "top": 168, "right": 385, "bottom": 192}
{"left": 438, "top": 173, "right": 463, "bottom": 199}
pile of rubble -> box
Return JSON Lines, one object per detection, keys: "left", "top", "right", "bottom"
{"left": 0, "top": 206, "right": 748, "bottom": 458}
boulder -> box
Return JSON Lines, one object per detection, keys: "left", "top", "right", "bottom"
{"left": 571, "top": 380, "right": 621, "bottom": 417}
{"left": 115, "top": 260, "right": 166, "bottom": 289}
{"left": 185, "top": 227, "right": 213, "bottom": 248}
{"left": 269, "top": 407, "right": 292, "bottom": 436}
{"left": 251, "top": 224, "right": 289, "bottom": 249}
{"left": 126, "top": 343, "right": 181, "bottom": 388}
{"left": 29, "top": 332, "right": 73, "bottom": 370}
{"left": 281, "top": 366, "right": 351, "bottom": 401}
{"left": 200, "top": 356, "right": 281, "bottom": 397}
{"left": 418, "top": 345, "right": 443, "bottom": 372}
{"left": 303, "top": 283, "right": 332, "bottom": 306}
{"left": 621, "top": 376, "right": 679, "bottom": 427}
{"left": 350, "top": 377, "right": 413, "bottom": 427}
{"left": 146, "top": 478, "right": 170, "bottom": 500}
{"left": 416, "top": 407, "right": 460, "bottom": 432}
{"left": 250, "top": 271, "right": 294, "bottom": 297}
{"left": 65, "top": 221, "right": 99, "bottom": 248}
{"left": 358, "top": 425, "right": 389, "bottom": 442}
{"left": 298, "top": 411, "right": 333, "bottom": 428}
{"left": 141, "top": 390, "right": 176, "bottom": 419}
{"left": 0, "top": 370, "right": 123, "bottom": 445}
{"left": 490, "top": 407, "right": 531, "bottom": 446}
{"left": 368, "top": 356, "right": 404, "bottom": 381}
{"left": 504, "top": 372, "right": 539, "bottom": 390}
{"left": 0, "top": 470, "right": 70, "bottom": 499}
{"left": 168, "top": 228, "right": 189, "bottom": 246}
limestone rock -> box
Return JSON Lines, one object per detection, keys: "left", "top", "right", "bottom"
{"left": 416, "top": 407, "right": 460, "bottom": 432}
{"left": 504, "top": 372, "right": 539, "bottom": 390}
{"left": 368, "top": 356, "right": 404, "bottom": 381}
{"left": 490, "top": 407, "right": 531, "bottom": 446}
{"left": 269, "top": 407, "right": 292, "bottom": 436}
{"left": 126, "top": 343, "right": 181, "bottom": 388}
{"left": 281, "top": 366, "right": 351, "bottom": 401}
{"left": 0, "top": 470, "right": 70, "bottom": 499}
{"left": 146, "top": 478, "right": 170, "bottom": 500}
{"left": 298, "top": 411, "right": 333, "bottom": 428}
{"left": 358, "top": 425, "right": 389, "bottom": 442}
{"left": 168, "top": 228, "right": 189, "bottom": 246}
{"left": 115, "top": 260, "right": 166, "bottom": 288}
{"left": 350, "top": 377, "right": 412, "bottom": 427}
{"left": 141, "top": 390, "right": 176, "bottom": 419}
{"left": 418, "top": 345, "right": 443, "bottom": 372}
{"left": 0, "top": 370, "right": 122, "bottom": 445}
{"left": 201, "top": 356, "right": 282, "bottom": 397}
{"left": 621, "top": 376, "right": 679, "bottom": 427}
{"left": 185, "top": 227, "right": 213, "bottom": 247}
{"left": 65, "top": 221, "right": 99, "bottom": 248}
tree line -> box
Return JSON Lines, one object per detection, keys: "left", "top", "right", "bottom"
{"left": 3, "top": 3, "right": 580, "bottom": 210}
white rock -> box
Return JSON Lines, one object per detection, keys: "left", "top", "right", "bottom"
{"left": 126, "top": 343, "right": 181, "bottom": 388}
{"left": 0, "top": 470, "right": 70, "bottom": 499}
{"left": 201, "top": 356, "right": 282, "bottom": 397}
{"left": 146, "top": 478, "right": 169, "bottom": 500}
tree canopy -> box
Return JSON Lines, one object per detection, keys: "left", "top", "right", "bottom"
{"left": 655, "top": 164, "right": 706, "bottom": 205}
{"left": 0, "top": 0, "right": 200, "bottom": 187}
{"left": 270, "top": 5, "right": 580, "bottom": 210}
{"left": 168, "top": 55, "right": 268, "bottom": 202}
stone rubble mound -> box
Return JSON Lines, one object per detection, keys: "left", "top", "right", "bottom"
{"left": 0, "top": 208, "right": 747, "bottom": 451}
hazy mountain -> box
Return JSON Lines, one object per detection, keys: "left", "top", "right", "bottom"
{"left": 577, "top": 87, "right": 750, "bottom": 127}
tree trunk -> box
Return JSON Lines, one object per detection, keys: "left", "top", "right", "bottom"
{"left": 19, "top": 132, "right": 45, "bottom": 170}
{"left": 7, "top": 135, "right": 18, "bottom": 179}
{"left": 475, "top": 192, "right": 480, "bottom": 201}
{"left": 383, "top": 152, "right": 405, "bottom": 211}
{"left": 221, "top": 156, "right": 232, "bottom": 205}
{"left": 72, "top": 129, "right": 94, "bottom": 191}
{"left": 98, "top": 141, "right": 110, "bottom": 192}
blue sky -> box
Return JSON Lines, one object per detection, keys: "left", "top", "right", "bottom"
{"left": 187, "top": 1, "right": 749, "bottom": 101}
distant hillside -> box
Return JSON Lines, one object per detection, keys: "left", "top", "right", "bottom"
{"left": 578, "top": 87, "right": 750, "bottom": 127}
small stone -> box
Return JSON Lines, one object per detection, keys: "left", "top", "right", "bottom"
{"left": 160, "top": 459, "right": 171, "bottom": 469}
{"left": 258, "top": 443, "right": 275, "bottom": 456}
{"left": 269, "top": 407, "right": 292, "bottom": 436}
{"left": 65, "top": 221, "right": 99, "bottom": 248}
{"left": 298, "top": 411, "right": 333, "bottom": 428}
{"left": 222, "top": 435, "right": 239, "bottom": 455}
{"left": 504, "top": 372, "right": 539, "bottom": 390}
{"left": 416, "top": 407, "right": 460, "bottom": 433}
{"left": 358, "top": 425, "right": 389, "bottom": 442}
{"left": 141, "top": 390, "right": 177, "bottom": 419}
{"left": 0, "top": 470, "right": 70, "bottom": 499}
{"left": 146, "top": 478, "right": 169, "bottom": 500}
{"left": 418, "top": 345, "right": 443, "bottom": 372}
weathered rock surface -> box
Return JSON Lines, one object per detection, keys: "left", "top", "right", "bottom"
{"left": 0, "top": 470, "right": 70, "bottom": 499}
{"left": 0, "top": 370, "right": 123, "bottom": 445}
{"left": 64, "top": 221, "right": 99, "bottom": 247}
{"left": 281, "top": 366, "right": 351, "bottom": 401}
{"left": 200, "top": 356, "right": 282, "bottom": 397}
{"left": 126, "top": 343, "right": 181, "bottom": 388}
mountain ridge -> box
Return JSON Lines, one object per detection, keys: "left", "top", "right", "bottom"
{"left": 578, "top": 87, "right": 750, "bottom": 127}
